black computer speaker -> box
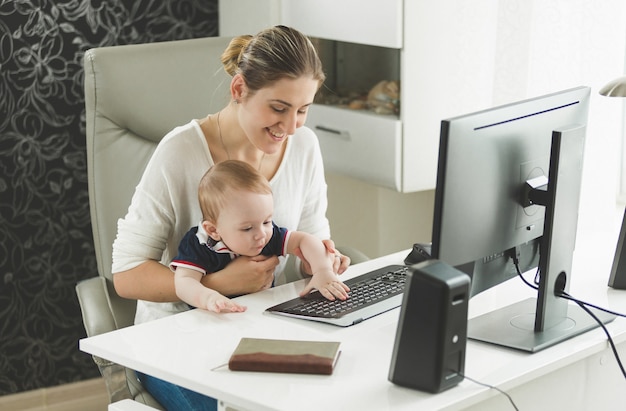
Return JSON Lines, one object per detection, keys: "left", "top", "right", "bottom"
{"left": 388, "top": 259, "right": 471, "bottom": 393}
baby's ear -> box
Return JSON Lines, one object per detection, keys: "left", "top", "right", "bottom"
{"left": 202, "top": 220, "right": 220, "bottom": 241}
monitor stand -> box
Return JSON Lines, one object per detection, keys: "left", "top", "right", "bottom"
{"left": 468, "top": 298, "right": 614, "bottom": 352}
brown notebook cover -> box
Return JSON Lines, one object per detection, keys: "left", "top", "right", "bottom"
{"left": 228, "top": 337, "right": 341, "bottom": 375}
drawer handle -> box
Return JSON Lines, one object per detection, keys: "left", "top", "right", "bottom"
{"left": 315, "top": 125, "right": 351, "bottom": 140}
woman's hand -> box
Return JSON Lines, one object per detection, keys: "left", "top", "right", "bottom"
{"left": 201, "top": 254, "right": 278, "bottom": 295}
{"left": 294, "top": 239, "right": 351, "bottom": 275}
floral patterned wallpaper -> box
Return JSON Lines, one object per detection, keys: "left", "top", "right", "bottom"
{"left": 0, "top": 0, "right": 218, "bottom": 395}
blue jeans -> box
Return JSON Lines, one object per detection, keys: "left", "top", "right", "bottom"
{"left": 136, "top": 371, "right": 217, "bottom": 411}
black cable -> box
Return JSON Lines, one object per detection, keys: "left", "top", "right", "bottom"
{"left": 556, "top": 292, "right": 626, "bottom": 319}
{"left": 557, "top": 290, "right": 626, "bottom": 379}
{"left": 457, "top": 372, "right": 519, "bottom": 411}
{"left": 510, "top": 251, "right": 538, "bottom": 290}
{"left": 509, "top": 254, "right": 626, "bottom": 382}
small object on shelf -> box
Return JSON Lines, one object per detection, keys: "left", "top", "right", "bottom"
{"left": 366, "top": 80, "right": 400, "bottom": 115}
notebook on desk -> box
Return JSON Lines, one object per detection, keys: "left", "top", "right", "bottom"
{"left": 266, "top": 265, "right": 409, "bottom": 327}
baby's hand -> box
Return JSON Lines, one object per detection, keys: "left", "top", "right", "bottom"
{"left": 299, "top": 270, "right": 350, "bottom": 301}
{"left": 203, "top": 291, "right": 247, "bottom": 313}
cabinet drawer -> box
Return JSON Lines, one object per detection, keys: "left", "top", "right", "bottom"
{"left": 282, "top": 0, "right": 402, "bottom": 48}
{"left": 307, "top": 105, "right": 401, "bottom": 190}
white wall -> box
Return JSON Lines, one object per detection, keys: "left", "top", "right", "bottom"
{"left": 327, "top": 0, "right": 626, "bottom": 259}
{"left": 326, "top": 172, "right": 434, "bottom": 259}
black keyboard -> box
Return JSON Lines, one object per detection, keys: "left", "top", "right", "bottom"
{"left": 266, "top": 265, "right": 409, "bottom": 326}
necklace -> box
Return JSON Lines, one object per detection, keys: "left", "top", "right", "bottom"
{"left": 216, "top": 111, "right": 265, "bottom": 171}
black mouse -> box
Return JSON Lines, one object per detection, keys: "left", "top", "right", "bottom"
{"left": 404, "top": 243, "right": 433, "bottom": 265}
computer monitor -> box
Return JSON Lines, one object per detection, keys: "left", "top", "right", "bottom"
{"left": 431, "top": 86, "right": 614, "bottom": 352}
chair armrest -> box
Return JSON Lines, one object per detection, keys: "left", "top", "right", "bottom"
{"left": 76, "top": 276, "right": 118, "bottom": 337}
{"left": 76, "top": 276, "right": 135, "bottom": 403}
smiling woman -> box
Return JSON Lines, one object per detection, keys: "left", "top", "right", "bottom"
{"left": 0, "top": 0, "right": 218, "bottom": 396}
{"left": 108, "top": 25, "right": 350, "bottom": 411}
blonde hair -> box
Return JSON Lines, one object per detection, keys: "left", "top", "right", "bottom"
{"left": 220, "top": 25, "right": 326, "bottom": 94}
{"left": 199, "top": 160, "right": 272, "bottom": 222}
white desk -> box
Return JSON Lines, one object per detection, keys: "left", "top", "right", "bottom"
{"left": 80, "top": 250, "right": 626, "bottom": 411}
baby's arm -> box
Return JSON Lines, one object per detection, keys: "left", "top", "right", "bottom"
{"left": 174, "top": 267, "right": 246, "bottom": 313}
{"left": 287, "top": 232, "right": 350, "bottom": 301}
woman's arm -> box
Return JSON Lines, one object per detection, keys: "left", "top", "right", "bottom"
{"left": 113, "top": 261, "right": 179, "bottom": 302}
{"left": 113, "top": 255, "right": 278, "bottom": 302}
{"left": 201, "top": 255, "right": 278, "bottom": 295}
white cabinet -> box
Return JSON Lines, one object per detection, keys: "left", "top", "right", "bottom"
{"left": 309, "top": 106, "right": 402, "bottom": 189}
{"left": 219, "top": 0, "right": 496, "bottom": 192}
{"left": 281, "top": 0, "right": 402, "bottom": 48}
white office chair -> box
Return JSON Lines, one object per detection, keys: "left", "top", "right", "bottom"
{"left": 76, "top": 36, "right": 369, "bottom": 408}
{"left": 77, "top": 36, "right": 232, "bottom": 408}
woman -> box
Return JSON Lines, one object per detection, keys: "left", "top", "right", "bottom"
{"left": 111, "top": 25, "right": 350, "bottom": 410}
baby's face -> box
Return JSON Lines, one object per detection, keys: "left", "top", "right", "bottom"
{"left": 214, "top": 190, "right": 274, "bottom": 256}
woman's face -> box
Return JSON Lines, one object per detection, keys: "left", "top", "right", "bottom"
{"left": 238, "top": 76, "right": 319, "bottom": 155}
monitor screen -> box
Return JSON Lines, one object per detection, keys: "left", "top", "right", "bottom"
{"left": 431, "top": 86, "right": 614, "bottom": 352}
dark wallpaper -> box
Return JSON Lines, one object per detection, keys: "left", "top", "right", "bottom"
{"left": 0, "top": 0, "right": 218, "bottom": 395}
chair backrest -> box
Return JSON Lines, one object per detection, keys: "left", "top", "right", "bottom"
{"left": 84, "top": 36, "right": 232, "bottom": 327}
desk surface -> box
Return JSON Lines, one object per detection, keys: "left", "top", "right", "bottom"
{"left": 80, "top": 250, "right": 626, "bottom": 411}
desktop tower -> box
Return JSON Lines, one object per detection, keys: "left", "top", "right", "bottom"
{"left": 388, "top": 260, "right": 470, "bottom": 393}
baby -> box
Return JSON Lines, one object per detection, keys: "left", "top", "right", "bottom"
{"left": 171, "top": 160, "right": 349, "bottom": 313}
